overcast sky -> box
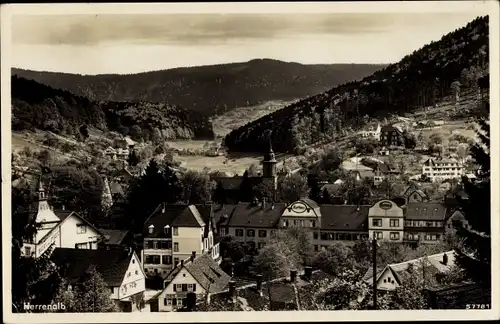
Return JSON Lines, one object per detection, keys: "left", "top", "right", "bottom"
{"left": 11, "top": 12, "right": 488, "bottom": 75}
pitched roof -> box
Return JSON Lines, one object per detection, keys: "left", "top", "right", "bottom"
{"left": 165, "top": 254, "right": 231, "bottom": 293}
{"left": 144, "top": 204, "right": 206, "bottom": 238}
{"left": 212, "top": 204, "right": 238, "bottom": 227}
{"left": 227, "top": 202, "right": 286, "bottom": 228}
{"left": 405, "top": 203, "right": 447, "bottom": 220}
{"left": 109, "top": 181, "right": 124, "bottom": 196}
{"left": 319, "top": 205, "right": 369, "bottom": 231}
{"left": 51, "top": 248, "right": 133, "bottom": 287}
{"left": 352, "top": 170, "right": 375, "bottom": 179}
{"left": 99, "top": 229, "right": 130, "bottom": 245}
{"left": 268, "top": 283, "right": 296, "bottom": 303}
{"left": 363, "top": 251, "right": 456, "bottom": 286}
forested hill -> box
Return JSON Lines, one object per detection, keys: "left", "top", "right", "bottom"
{"left": 11, "top": 75, "right": 215, "bottom": 140}
{"left": 12, "top": 60, "right": 386, "bottom": 117}
{"left": 224, "top": 16, "right": 489, "bottom": 154}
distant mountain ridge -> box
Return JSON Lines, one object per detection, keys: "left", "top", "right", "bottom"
{"left": 11, "top": 75, "right": 215, "bottom": 140}
{"left": 224, "top": 16, "right": 489, "bottom": 154}
{"left": 12, "top": 59, "right": 386, "bottom": 117}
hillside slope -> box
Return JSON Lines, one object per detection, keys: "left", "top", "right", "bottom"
{"left": 11, "top": 76, "right": 214, "bottom": 140}
{"left": 224, "top": 16, "right": 489, "bottom": 154}
{"left": 12, "top": 59, "right": 386, "bottom": 117}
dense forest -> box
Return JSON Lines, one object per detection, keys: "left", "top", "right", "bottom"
{"left": 11, "top": 76, "right": 215, "bottom": 140}
{"left": 224, "top": 16, "right": 489, "bottom": 154}
{"left": 12, "top": 59, "right": 385, "bottom": 117}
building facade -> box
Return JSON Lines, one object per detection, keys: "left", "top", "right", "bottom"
{"left": 368, "top": 200, "right": 405, "bottom": 242}
{"left": 142, "top": 204, "right": 219, "bottom": 278}
{"left": 422, "top": 158, "right": 465, "bottom": 182}
{"left": 380, "top": 125, "right": 406, "bottom": 147}
{"left": 22, "top": 181, "right": 104, "bottom": 258}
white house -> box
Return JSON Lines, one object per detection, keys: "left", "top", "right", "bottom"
{"left": 22, "top": 181, "right": 104, "bottom": 258}
{"left": 362, "top": 251, "right": 456, "bottom": 291}
{"left": 422, "top": 158, "right": 465, "bottom": 182}
{"left": 51, "top": 247, "right": 147, "bottom": 312}
{"left": 152, "top": 253, "right": 230, "bottom": 312}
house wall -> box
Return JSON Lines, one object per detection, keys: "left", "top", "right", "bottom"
{"left": 228, "top": 227, "right": 275, "bottom": 248}
{"left": 157, "top": 268, "right": 206, "bottom": 312}
{"left": 60, "top": 215, "right": 101, "bottom": 250}
{"left": 368, "top": 200, "right": 404, "bottom": 242}
{"left": 377, "top": 269, "right": 400, "bottom": 291}
{"left": 142, "top": 238, "right": 174, "bottom": 278}
{"left": 118, "top": 253, "right": 147, "bottom": 300}
{"left": 173, "top": 227, "right": 204, "bottom": 259}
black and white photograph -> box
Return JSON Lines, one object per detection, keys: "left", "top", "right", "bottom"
{"left": 1, "top": 1, "right": 498, "bottom": 322}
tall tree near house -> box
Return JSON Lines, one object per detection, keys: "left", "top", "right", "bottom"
{"left": 179, "top": 170, "right": 216, "bottom": 204}
{"left": 55, "top": 266, "right": 119, "bottom": 312}
{"left": 450, "top": 81, "right": 461, "bottom": 106}
{"left": 213, "top": 181, "right": 226, "bottom": 205}
{"left": 127, "top": 149, "right": 140, "bottom": 167}
{"left": 454, "top": 99, "right": 490, "bottom": 289}
{"left": 100, "top": 176, "right": 113, "bottom": 214}
{"left": 307, "top": 174, "right": 322, "bottom": 202}
{"left": 239, "top": 170, "right": 253, "bottom": 202}
{"left": 279, "top": 174, "right": 310, "bottom": 203}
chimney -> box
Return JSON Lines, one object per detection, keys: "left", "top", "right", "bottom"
{"left": 304, "top": 266, "right": 313, "bottom": 281}
{"left": 62, "top": 205, "right": 65, "bottom": 211}
{"left": 161, "top": 202, "right": 166, "bottom": 213}
{"left": 290, "top": 269, "right": 297, "bottom": 283}
{"left": 271, "top": 203, "right": 275, "bottom": 210}
{"left": 128, "top": 247, "right": 133, "bottom": 256}
{"left": 228, "top": 280, "right": 236, "bottom": 296}
{"left": 180, "top": 260, "right": 184, "bottom": 267}
{"left": 191, "top": 251, "right": 196, "bottom": 262}
{"left": 442, "top": 253, "right": 448, "bottom": 265}
{"left": 255, "top": 274, "right": 263, "bottom": 291}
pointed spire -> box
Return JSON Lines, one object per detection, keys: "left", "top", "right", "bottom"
{"left": 38, "top": 176, "right": 46, "bottom": 201}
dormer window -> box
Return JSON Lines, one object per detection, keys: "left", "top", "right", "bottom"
{"left": 164, "top": 225, "right": 170, "bottom": 236}
{"left": 148, "top": 225, "right": 154, "bottom": 234}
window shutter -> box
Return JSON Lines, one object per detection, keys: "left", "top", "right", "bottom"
{"left": 164, "top": 298, "right": 167, "bottom": 306}
{"left": 173, "top": 284, "right": 177, "bottom": 292}
{"left": 193, "top": 284, "right": 196, "bottom": 292}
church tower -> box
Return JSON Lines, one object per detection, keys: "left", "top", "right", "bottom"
{"left": 262, "top": 139, "right": 278, "bottom": 192}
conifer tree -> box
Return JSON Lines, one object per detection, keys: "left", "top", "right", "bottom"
{"left": 454, "top": 98, "right": 490, "bottom": 288}
{"left": 70, "top": 266, "right": 119, "bottom": 312}
{"left": 100, "top": 176, "right": 113, "bottom": 214}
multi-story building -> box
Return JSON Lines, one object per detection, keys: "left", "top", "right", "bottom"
{"left": 380, "top": 125, "right": 407, "bottom": 147}
{"left": 141, "top": 203, "right": 219, "bottom": 278}
{"left": 51, "top": 247, "right": 147, "bottom": 312}
{"left": 403, "top": 203, "right": 448, "bottom": 244}
{"left": 22, "top": 181, "right": 104, "bottom": 258}
{"left": 368, "top": 200, "right": 404, "bottom": 242}
{"left": 422, "top": 158, "right": 465, "bottom": 182}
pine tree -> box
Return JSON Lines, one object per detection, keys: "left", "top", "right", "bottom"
{"left": 71, "top": 266, "right": 119, "bottom": 312}
{"left": 100, "top": 176, "right": 113, "bottom": 214}
{"left": 454, "top": 98, "right": 490, "bottom": 288}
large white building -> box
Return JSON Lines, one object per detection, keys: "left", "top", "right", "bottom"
{"left": 22, "top": 181, "right": 104, "bottom": 258}
{"left": 422, "top": 158, "right": 465, "bottom": 182}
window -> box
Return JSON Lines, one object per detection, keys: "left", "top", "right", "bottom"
{"left": 258, "top": 230, "right": 267, "bottom": 238}
{"left": 374, "top": 232, "right": 383, "bottom": 239}
{"left": 162, "top": 255, "right": 172, "bottom": 265}
{"left": 173, "top": 227, "right": 179, "bottom": 236}
{"left": 76, "top": 224, "right": 87, "bottom": 234}
{"left": 247, "top": 229, "right": 255, "bottom": 237}
{"left": 187, "top": 284, "right": 197, "bottom": 292}
{"left": 174, "top": 257, "right": 179, "bottom": 266}
{"left": 135, "top": 270, "right": 138, "bottom": 275}
{"left": 174, "top": 242, "right": 179, "bottom": 252}
{"left": 258, "top": 242, "right": 265, "bottom": 249}
{"left": 235, "top": 229, "right": 244, "bottom": 237}
{"left": 311, "top": 220, "right": 316, "bottom": 227}
{"left": 283, "top": 220, "right": 289, "bottom": 227}
{"left": 152, "top": 255, "right": 161, "bottom": 264}
{"left": 390, "top": 219, "right": 399, "bottom": 227}
{"left": 153, "top": 241, "right": 158, "bottom": 249}
{"left": 25, "top": 246, "right": 31, "bottom": 256}
{"left": 372, "top": 219, "right": 382, "bottom": 227}
{"left": 75, "top": 243, "right": 88, "bottom": 249}
{"left": 314, "top": 245, "right": 319, "bottom": 252}
{"left": 313, "top": 232, "right": 319, "bottom": 240}
{"left": 181, "top": 284, "right": 188, "bottom": 292}
{"left": 300, "top": 220, "right": 305, "bottom": 227}
{"left": 220, "top": 227, "right": 227, "bottom": 236}
{"left": 389, "top": 232, "right": 400, "bottom": 240}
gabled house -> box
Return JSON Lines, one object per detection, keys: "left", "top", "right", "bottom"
{"left": 152, "top": 253, "right": 231, "bottom": 312}
{"left": 362, "top": 251, "right": 456, "bottom": 291}
{"left": 403, "top": 182, "right": 430, "bottom": 204}
{"left": 22, "top": 181, "right": 105, "bottom": 258}
{"left": 51, "top": 247, "right": 147, "bottom": 312}
{"left": 380, "top": 125, "right": 406, "bottom": 147}
{"left": 141, "top": 203, "right": 219, "bottom": 278}
{"left": 98, "top": 229, "right": 135, "bottom": 251}
{"left": 422, "top": 158, "right": 465, "bottom": 182}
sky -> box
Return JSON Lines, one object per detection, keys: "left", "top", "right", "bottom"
{"left": 11, "top": 12, "right": 488, "bottom": 75}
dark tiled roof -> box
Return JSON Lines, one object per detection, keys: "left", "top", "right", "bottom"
{"left": 405, "top": 203, "right": 447, "bottom": 220}
{"left": 144, "top": 204, "right": 205, "bottom": 238}
{"left": 99, "top": 229, "right": 130, "bottom": 245}
{"left": 319, "top": 205, "right": 370, "bottom": 231}
{"left": 51, "top": 248, "right": 132, "bottom": 287}
{"left": 227, "top": 203, "right": 287, "bottom": 228}
{"left": 212, "top": 204, "right": 238, "bottom": 227}
{"left": 404, "top": 227, "right": 445, "bottom": 233}
{"left": 164, "top": 254, "right": 231, "bottom": 293}
{"left": 381, "top": 125, "right": 401, "bottom": 133}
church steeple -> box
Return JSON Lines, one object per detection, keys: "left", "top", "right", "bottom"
{"left": 262, "top": 136, "right": 278, "bottom": 193}
{"left": 38, "top": 177, "right": 47, "bottom": 201}
{"left": 35, "top": 177, "right": 60, "bottom": 224}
